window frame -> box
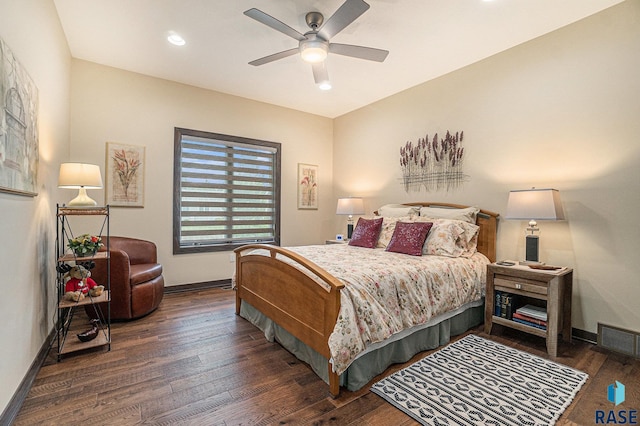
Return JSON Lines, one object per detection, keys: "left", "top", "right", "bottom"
{"left": 173, "top": 127, "right": 281, "bottom": 254}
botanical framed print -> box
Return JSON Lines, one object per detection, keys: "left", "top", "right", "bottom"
{"left": 297, "top": 163, "right": 318, "bottom": 210}
{"left": 105, "top": 142, "right": 145, "bottom": 207}
{"left": 0, "top": 37, "right": 39, "bottom": 197}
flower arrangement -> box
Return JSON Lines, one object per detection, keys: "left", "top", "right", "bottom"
{"left": 68, "top": 234, "right": 103, "bottom": 257}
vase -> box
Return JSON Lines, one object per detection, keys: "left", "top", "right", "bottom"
{"left": 74, "top": 248, "right": 97, "bottom": 257}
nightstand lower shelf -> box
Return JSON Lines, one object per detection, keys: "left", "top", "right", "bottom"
{"left": 491, "top": 316, "right": 547, "bottom": 338}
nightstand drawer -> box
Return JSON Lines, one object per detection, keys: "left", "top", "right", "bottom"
{"left": 494, "top": 276, "right": 548, "bottom": 296}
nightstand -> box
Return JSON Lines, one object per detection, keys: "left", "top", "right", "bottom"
{"left": 485, "top": 263, "right": 573, "bottom": 357}
{"left": 325, "top": 239, "right": 348, "bottom": 244}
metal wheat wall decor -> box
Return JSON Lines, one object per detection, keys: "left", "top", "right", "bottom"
{"left": 400, "top": 131, "right": 469, "bottom": 193}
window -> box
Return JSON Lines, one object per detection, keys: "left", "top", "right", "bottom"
{"left": 173, "top": 128, "right": 281, "bottom": 254}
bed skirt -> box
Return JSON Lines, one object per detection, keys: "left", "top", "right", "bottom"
{"left": 239, "top": 298, "right": 485, "bottom": 392}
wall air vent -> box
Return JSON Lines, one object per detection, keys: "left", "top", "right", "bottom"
{"left": 598, "top": 323, "right": 639, "bottom": 358}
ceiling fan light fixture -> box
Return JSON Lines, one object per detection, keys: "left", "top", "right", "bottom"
{"left": 300, "top": 38, "right": 329, "bottom": 63}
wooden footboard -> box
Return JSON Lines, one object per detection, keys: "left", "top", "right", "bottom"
{"left": 234, "top": 244, "right": 345, "bottom": 397}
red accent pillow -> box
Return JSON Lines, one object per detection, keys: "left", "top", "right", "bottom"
{"left": 385, "top": 221, "right": 434, "bottom": 256}
{"left": 348, "top": 217, "right": 383, "bottom": 248}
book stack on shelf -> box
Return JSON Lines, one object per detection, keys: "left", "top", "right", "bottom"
{"left": 513, "top": 304, "right": 547, "bottom": 330}
{"left": 494, "top": 291, "right": 517, "bottom": 320}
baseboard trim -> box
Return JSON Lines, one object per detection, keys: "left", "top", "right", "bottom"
{"left": 0, "top": 327, "right": 57, "bottom": 426}
{"left": 164, "top": 278, "right": 232, "bottom": 294}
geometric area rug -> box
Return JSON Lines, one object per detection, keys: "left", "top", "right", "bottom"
{"left": 371, "top": 334, "right": 588, "bottom": 426}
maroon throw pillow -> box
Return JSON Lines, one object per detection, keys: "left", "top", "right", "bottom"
{"left": 385, "top": 221, "right": 434, "bottom": 256}
{"left": 348, "top": 217, "right": 383, "bottom": 248}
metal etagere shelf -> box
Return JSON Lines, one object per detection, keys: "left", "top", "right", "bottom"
{"left": 55, "top": 204, "right": 111, "bottom": 359}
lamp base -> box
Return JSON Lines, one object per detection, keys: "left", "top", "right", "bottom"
{"left": 67, "top": 187, "right": 98, "bottom": 206}
{"left": 525, "top": 234, "right": 539, "bottom": 262}
{"left": 347, "top": 223, "right": 354, "bottom": 239}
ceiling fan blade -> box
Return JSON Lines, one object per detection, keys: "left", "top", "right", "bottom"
{"left": 330, "top": 43, "right": 389, "bottom": 62}
{"left": 319, "top": 0, "right": 370, "bottom": 40}
{"left": 244, "top": 8, "right": 306, "bottom": 41}
{"left": 312, "top": 62, "right": 329, "bottom": 85}
{"left": 249, "top": 48, "right": 299, "bottom": 66}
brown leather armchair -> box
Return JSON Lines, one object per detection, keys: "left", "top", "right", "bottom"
{"left": 86, "top": 236, "right": 164, "bottom": 320}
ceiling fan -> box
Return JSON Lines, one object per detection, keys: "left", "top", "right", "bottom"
{"left": 244, "top": 0, "right": 389, "bottom": 90}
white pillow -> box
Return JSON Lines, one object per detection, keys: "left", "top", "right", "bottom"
{"left": 419, "top": 206, "right": 479, "bottom": 224}
{"left": 377, "top": 204, "right": 420, "bottom": 218}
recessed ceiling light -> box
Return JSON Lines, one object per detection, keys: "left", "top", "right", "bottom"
{"left": 167, "top": 32, "right": 186, "bottom": 46}
{"left": 318, "top": 81, "right": 332, "bottom": 91}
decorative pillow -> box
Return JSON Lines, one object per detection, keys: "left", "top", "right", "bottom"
{"left": 458, "top": 228, "right": 480, "bottom": 257}
{"left": 385, "top": 221, "right": 434, "bottom": 256}
{"left": 421, "top": 219, "right": 465, "bottom": 257}
{"left": 376, "top": 216, "right": 410, "bottom": 248}
{"left": 417, "top": 218, "right": 480, "bottom": 257}
{"left": 377, "top": 204, "right": 420, "bottom": 218}
{"left": 348, "top": 217, "right": 383, "bottom": 248}
{"left": 419, "top": 206, "right": 479, "bottom": 224}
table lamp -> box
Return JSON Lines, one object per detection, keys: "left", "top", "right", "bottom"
{"left": 336, "top": 197, "right": 365, "bottom": 239}
{"left": 58, "top": 163, "right": 103, "bottom": 206}
{"left": 505, "top": 188, "right": 565, "bottom": 264}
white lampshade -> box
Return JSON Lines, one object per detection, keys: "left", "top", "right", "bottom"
{"left": 336, "top": 197, "right": 365, "bottom": 216}
{"left": 505, "top": 188, "right": 565, "bottom": 221}
{"left": 58, "top": 163, "right": 103, "bottom": 206}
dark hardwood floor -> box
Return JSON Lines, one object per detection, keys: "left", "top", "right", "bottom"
{"left": 13, "top": 288, "right": 638, "bottom": 425}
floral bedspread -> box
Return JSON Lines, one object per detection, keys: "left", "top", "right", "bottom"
{"left": 279, "top": 244, "right": 490, "bottom": 375}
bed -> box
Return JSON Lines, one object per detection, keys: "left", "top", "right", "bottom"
{"left": 234, "top": 202, "right": 499, "bottom": 397}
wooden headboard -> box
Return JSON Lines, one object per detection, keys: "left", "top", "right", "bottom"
{"left": 376, "top": 202, "right": 499, "bottom": 262}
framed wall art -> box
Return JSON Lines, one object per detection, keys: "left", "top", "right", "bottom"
{"left": 297, "top": 163, "right": 318, "bottom": 210}
{"left": 105, "top": 142, "right": 145, "bottom": 207}
{"left": 0, "top": 37, "right": 39, "bottom": 197}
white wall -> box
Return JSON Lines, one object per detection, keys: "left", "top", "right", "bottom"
{"left": 69, "top": 60, "right": 334, "bottom": 286}
{"left": 333, "top": 1, "right": 640, "bottom": 334}
{"left": 0, "top": 0, "right": 71, "bottom": 414}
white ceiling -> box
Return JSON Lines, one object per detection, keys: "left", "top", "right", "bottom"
{"left": 53, "top": 0, "right": 623, "bottom": 118}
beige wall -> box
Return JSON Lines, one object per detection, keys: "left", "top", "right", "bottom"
{"left": 334, "top": 1, "right": 640, "bottom": 333}
{"left": 69, "top": 60, "right": 334, "bottom": 286}
{"left": 0, "top": 0, "right": 71, "bottom": 413}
